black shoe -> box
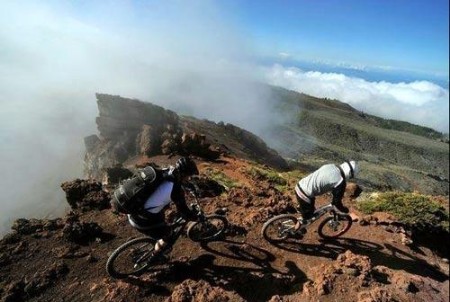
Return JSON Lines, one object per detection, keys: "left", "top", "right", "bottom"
{"left": 335, "top": 204, "right": 349, "bottom": 213}
{"left": 302, "top": 211, "right": 314, "bottom": 222}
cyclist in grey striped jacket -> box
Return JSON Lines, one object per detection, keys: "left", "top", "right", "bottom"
{"left": 295, "top": 160, "right": 359, "bottom": 222}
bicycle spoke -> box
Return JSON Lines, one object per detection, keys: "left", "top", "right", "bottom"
{"left": 318, "top": 215, "right": 352, "bottom": 239}
{"left": 187, "top": 215, "right": 227, "bottom": 242}
{"left": 262, "top": 214, "right": 299, "bottom": 243}
{"left": 106, "top": 237, "right": 156, "bottom": 279}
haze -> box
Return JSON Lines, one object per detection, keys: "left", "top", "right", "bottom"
{"left": 0, "top": 0, "right": 448, "bottom": 235}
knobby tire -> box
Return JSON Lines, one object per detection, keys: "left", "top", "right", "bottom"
{"left": 261, "top": 214, "right": 298, "bottom": 243}
{"left": 186, "top": 215, "right": 228, "bottom": 242}
{"left": 317, "top": 214, "right": 352, "bottom": 239}
{"left": 106, "top": 237, "right": 156, "bottom": 279}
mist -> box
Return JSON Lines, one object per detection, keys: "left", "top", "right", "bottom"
{"left": 1, "top": 1, "right": 448, "bottom": 236}
{"left": 0, "top": 1, "right": 282, "bottom": 236}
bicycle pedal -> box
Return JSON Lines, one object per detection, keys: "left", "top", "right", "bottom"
{"left": 290, "top": 232, "right": 304, "bottom": 240}
{"left": 214, "top": 208, "right": 228, "bottom": 215}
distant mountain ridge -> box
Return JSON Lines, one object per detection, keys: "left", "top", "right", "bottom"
{"left": 84, "top": 89, "right": 448, "bottom": 195}
{"left": 266, "top": 86, "right": 449, "bottom": 195}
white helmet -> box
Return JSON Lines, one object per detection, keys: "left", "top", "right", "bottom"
{"left": 340, "top": 160, "right": 359, "bottom": 179}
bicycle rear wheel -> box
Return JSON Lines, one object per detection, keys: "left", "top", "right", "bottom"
{"left": 318, "top": 214, "right": 352, "bottom": 239}
{"left": 261, "top": 214, "right": 299, "bottom": 243}
{"left": 106, "top": 237, "right": 156, "bottom": 279}
{"left": 187, "top": 215, "right": 228, "bottom": 242}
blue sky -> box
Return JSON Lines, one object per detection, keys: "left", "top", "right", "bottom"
{"left": 229, "top": 0, "right": 449, "bottom": 79}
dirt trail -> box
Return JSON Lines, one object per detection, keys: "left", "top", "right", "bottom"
{"left": 0, "top": 156, "right": 448, "bottom": 302}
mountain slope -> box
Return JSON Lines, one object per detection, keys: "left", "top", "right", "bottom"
{"left": 0, "top": 156, "right": 448, "bottom": 302}
{"left": 266, "top": 87, "right": 449, "bottom": 195}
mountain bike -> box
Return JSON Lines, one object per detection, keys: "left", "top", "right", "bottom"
{"left": 261, "top": 201, "right": 353, "bottom": 243}
{"left": 106, "top": 184, "right": 228, "bottom": 279}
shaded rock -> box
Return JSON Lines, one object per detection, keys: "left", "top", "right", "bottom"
{"left": 102, "top": 166, "right": 133, "bottom": 186}
{"left": 357, "top": 288, "right": 392, "bottom": 302}
{"left": 2, "top": 280, "right": 25, "bottom": 302}
{"left": 346, "top": 182, "right": 362, "bottom": 198}
{"left": 23, "top": 262, "right": 69, "bottom": 297}
{"left": 166, "top": 279, "right": 244, "bottom": 302}
{"left": 61, "top": 179, "right": 110, "bottom": 210}
{"left": 180, "top": 132, "right": 221, "bottom": 160}
{"left": 0, "top": 232, "right": 21, "bottom": 245}
{"left": 84, "top": 135, "right": 100, "bottom": 153}
{"left": 268, "top": 295, "right": 283, "bottom": 302}
{"left": 2, "top": 262, "right": 68, "bottom": 301}
{"left": 62, "top": 218, "right": 103, "bottom": 244}
{"left": 11, "top": 218, "right": 64, "bottom": 236}
{"left": 12, "top": 218, "right": 44, "bottom": 235}
{"left": 191, "top": 177, "right": 226, "bottom": 197}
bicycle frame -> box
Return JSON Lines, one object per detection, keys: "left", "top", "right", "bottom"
{"left": 262, "top": 201, "right": 353, "bottom": 243}
{"left": 300, "top": 203, "right": 339, "bottom": 226}
{"left": 154, "top": 184, "right": 204, "bottom": 247}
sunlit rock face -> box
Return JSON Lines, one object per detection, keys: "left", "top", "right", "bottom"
{"left": 84, "top": 93, "right": 287, "bottom": 180}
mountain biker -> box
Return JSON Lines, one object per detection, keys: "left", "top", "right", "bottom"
{"left": 127, "top": 157, "right": 200, "bottom": 254}
{"left": 294, "top": 160, "right": 359, "bottom": 227}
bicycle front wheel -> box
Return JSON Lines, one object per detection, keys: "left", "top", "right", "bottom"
{"left": 318, "top": 214, "right": 352, "bottom": 239}
{"left": 187, "top": 215, "right": 228, "bottom": 242}
{"left": 261, "top": 214, "right": 298, "bottom": 243}
{"left": 106, "top": 237, "right": 156, "bottom": 279}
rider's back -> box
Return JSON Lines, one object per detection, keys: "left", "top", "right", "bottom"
{"left": 299, "top": 164, "right": 342, "bottom": 198}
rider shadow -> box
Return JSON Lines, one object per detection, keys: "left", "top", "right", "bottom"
{"left": 123, "top": 239, "right": 307, "bottom": 301}
{"left": 118, "top": 276, "right": 172, "bottom": 296}
{"left": 271, "top": 236, "right": 384, "bottom": 259}
{"left": 269, "top": 237, "right": 345, "bottom": 259}
{"left": 378, "top": 243, "right": 448, "bottom": 282}
{"left": 332, "top": 239, "right": 447, "bottom": 281}
{"left": 155, "top": 253, "right": 308, "bottom": 302}
{"left": 272, "top": 236, "right": 447, "bottom": 282}
{"left": 199, "top": 239, "right": 276, "bottom": 267}
{"left": 97, "top": 232, "right": 116, "bottom": 243}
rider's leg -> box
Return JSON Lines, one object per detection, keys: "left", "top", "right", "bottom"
{"left": 128, "top": 212, "right": 170, "bottom": 255}
{"left": 147, "top": 214, "right": 171, "bottom": 255}
{"left": 295, "top": 195, "right": 315, "bottom": 230}
{"left": 333, "top": 200, "right": 349, "bottom": 213}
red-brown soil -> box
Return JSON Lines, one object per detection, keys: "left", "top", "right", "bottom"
{"left": 1, "top": 156, "right": 448, "bottom": 302}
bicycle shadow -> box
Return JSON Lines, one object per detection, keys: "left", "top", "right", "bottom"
{"left": 122, "top": 240, "right": 308, "bottom": 301}
{"left": 199, "top": 239, "right": 276, "bottom": 266}
{"left": 271, "top": 237, "right": 382, "bottom": 259}
{"left": 157, "top": 253, "right": 308, "bottom": 301}
{"left": 271, "top": 237, "right": 448, "bottom": 282}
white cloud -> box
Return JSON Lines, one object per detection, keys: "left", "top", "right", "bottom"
{"left": 264, "top": 64, "right": 449, "bottom": 132}
{"left": 1, "top": 1, "right": 447, "bottom": 236}
{"left": 278, "top": 52, "right": 292, "bottom": 59}
{"left": 0, "top": 1, "right": 277, "bottom": 235}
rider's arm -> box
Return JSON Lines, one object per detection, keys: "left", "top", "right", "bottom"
{"left": 331, "top": 179, "right": 346, "bottom": 205}
{"left": 171, "top": 182, "right": 196, "bottom": 220}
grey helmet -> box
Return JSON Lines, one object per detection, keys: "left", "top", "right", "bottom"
{"left": 340, "top": 160, "right": 359, "bottom": 179}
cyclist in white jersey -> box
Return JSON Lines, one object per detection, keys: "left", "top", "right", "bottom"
{"left": 295, "top": 160, "right": 359, "bottom": 222}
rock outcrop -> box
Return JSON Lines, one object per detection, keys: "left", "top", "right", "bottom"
{"left": 84, "top": 94, "right": 287, "bottom": 180}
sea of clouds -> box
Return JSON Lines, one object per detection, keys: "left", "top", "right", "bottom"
{"left": 0, "top": 0, "right": 448, "bottom": 236}
{"left": 264, "top": 64, "right": 449, "bottom": 133}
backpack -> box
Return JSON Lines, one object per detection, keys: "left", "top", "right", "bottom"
{"left": 111, "top": 165, "right": 163, "bottom": 214}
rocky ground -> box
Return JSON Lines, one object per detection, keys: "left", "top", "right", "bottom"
{"left": 1, "top": 155, "right": 448, "bottom": 302}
